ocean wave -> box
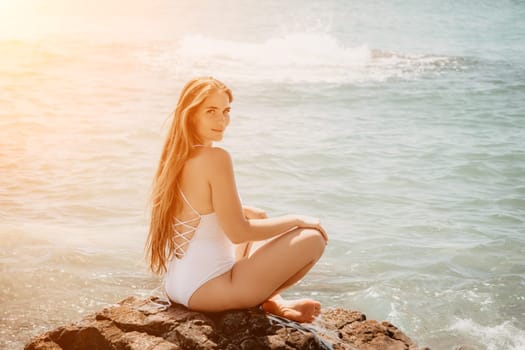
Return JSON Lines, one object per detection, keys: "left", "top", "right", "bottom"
{"left": 450, "top": 318, "right": 525, "bottom": 350}
{"left": 139, "top": 32, "right": 469, "bottom": 84}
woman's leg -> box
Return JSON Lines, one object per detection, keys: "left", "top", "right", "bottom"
{"left": 243, "top": 238, "right": 319, "bottom": 296}
{"left": 234, "top": 237, "right": 323, "bottom": 321}
{"left": 188, "top": 228, "right": 326, "bottom": 322}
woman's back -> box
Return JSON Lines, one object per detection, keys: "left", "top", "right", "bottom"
{"left": 172, "top": 147, "right": 220, "bottom": 258}
{"left": 166, "top": 148, "right": 237, "bottom": 306}
{"left": 177, "top": 147, "right": 215, "bottom": 217}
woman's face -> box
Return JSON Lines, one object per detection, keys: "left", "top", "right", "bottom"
{"left": 193, "top": 90, "right": 231, "bottom": 145}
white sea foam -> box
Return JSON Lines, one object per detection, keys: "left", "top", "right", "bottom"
{"left": 140, "top": 32, "right": 464, "bottom": 84}
{"left": 450, "top": 318, "right": 525, "bottom": 350}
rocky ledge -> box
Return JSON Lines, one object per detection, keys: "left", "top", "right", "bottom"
{"left": 25, "top": 296, "right": 428, "bottom": 350}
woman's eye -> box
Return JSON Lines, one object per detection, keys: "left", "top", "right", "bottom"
{"left": 207, "top": 110, "right": 215, "bottom": 114}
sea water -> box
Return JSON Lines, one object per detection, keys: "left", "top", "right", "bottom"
{"left": 1, "top": 1, "right": 524, "bottom": 349}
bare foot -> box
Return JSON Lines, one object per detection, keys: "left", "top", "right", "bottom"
{"left": 261, "top": 296, "right": 321, "bottom": 323}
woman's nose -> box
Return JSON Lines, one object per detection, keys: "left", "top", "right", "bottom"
{"left": 215, "top": 116, "right": 225, "bottom": 127}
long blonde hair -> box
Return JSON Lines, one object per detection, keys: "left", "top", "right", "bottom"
{"left": 146, "top": 77, "right": 233, "bottom": 274}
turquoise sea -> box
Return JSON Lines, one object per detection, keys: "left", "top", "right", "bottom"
{"left": 1, "top": 1, "right": 524, "bottom": 349}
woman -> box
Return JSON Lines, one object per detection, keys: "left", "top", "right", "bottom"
{"left": 146, "top": 77, "right": 328, "bottom": 323}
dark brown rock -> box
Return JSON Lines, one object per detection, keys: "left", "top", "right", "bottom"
{"left": 25, "top": 296, "right": 428, "bottom": 350}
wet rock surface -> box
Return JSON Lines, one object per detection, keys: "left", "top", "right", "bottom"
{"left": 25, "top": 296, "right": 428, "bottom": 350}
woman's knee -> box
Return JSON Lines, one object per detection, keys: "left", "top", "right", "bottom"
{"left": 297, "top": 228, "right": 326, "bottom": 259}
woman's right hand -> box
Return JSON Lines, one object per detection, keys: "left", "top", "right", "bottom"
{"left": 294, "top": 215, "right": 328, "bottom": 243}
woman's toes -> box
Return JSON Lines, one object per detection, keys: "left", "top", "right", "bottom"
{"left": 313, "top": 302, "right": 321, "bottom": 316}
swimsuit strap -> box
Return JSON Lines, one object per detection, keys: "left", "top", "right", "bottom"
{"left": 178, "top": 188, "right": 201, "bottom": 216}
{"left": 172, "top": 188, "right": 201, "bottom": 258}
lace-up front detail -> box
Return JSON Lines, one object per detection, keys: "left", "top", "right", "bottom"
{"left": 172, "top": 189, "right": 201, "bottom": 259}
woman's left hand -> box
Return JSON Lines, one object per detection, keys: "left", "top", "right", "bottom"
{"left": 243, "top": 206, "right": 268, "bottom": 219}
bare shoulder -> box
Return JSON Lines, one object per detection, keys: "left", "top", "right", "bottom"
{"left": 189, "top": 147, "right": 233, "bottom": 178}
{"left": 198, "top": 146, "right": 232, "bottom": 165}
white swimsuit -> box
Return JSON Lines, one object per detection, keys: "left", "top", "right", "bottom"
{"left": 164, "top": 189, "right": 235, "bottom": 307}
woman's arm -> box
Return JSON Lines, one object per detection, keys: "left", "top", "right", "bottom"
{"left": 235, "top": 206, "right": 264, "bottom": 260}
{"left": 204, "top": 147, "right": 326, "bottom": 244}
{"left": 243, "top": 206, "right": 267, "bottom": 219}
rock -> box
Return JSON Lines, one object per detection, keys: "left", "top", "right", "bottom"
{"left": 25, "top": 296, "right": 428, "bottom": 350}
